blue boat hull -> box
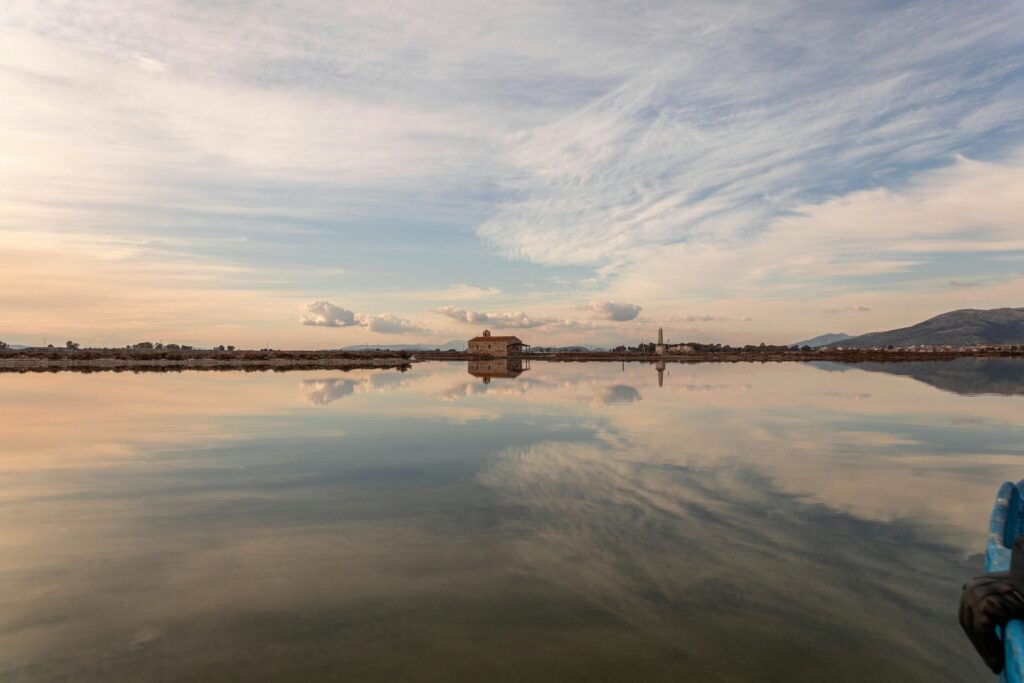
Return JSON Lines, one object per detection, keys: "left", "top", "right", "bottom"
{"left": 985, "top": 481, "right": 1024, "bottom": 683}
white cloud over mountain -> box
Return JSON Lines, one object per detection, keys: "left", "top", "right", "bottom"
{"left": 299, "top": 302, "right": 425, "bottom": 334}
{"left": 434, "top": 306, "right": 552, "bottom": 329}
{"left": 360, "top": 314, "right": 426, "bottom": 335}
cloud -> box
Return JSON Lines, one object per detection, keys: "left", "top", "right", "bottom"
{"left": 589, "top": 301, "right": 642, "bottom": 321}
{"left": 299, "top": 303, "right": 426, "bottom": 335}
{"left": 822, "top": 305, "right": 871, "bottom": 314}
{"left": 434, "top": 306, "right": 552, "bottom": 329}
{"left": 949, "top": 280, "right": 983, "bottom": 288}
{"left": 359, "top": 314, "right": 426, "bottom": 335}
{"left": 382, "top": 284, "right": 503, "bottom": 302}
{"left": 299, "top": 301, "right": 359, "bottom": 327}
{"left": 665, "top": 314, "right": 752, "bottom": 323}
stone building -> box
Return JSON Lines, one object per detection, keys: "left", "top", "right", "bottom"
{"left": 467, "top": 330, "right": 528, "bottom": 357}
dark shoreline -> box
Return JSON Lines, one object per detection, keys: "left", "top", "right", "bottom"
{"left": 0, "top": 349, "right": 417, "bottom": 374}
{"left": 2, "top": 348, "right": 1022, "bottom": 373}
{"left": 418, "top": 349, "right": 1024, "bottom": 363}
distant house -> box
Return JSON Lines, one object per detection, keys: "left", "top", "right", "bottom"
{"left": 668, "top": 344, "right": 695, "bottom": 354}
{"left": 467, "top": 330, "right": 528, "bottom": 357}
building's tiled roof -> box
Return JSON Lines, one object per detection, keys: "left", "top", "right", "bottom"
{"left": 468, "top": 335, "right": 523, "bottom": 343}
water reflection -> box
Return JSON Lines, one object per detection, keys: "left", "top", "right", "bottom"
{"left": 467, "top": 357, "right": 531, "bottom": 383}
{"left": 598, "top": 384, "right": 642, "bottom": 404}
{"left": 299, "top": 377, "right": 359, "bottom": 404}
{"left": 300, "top": 367, "right": 413, "bottom": 405}
{"left": 2, "top": 360, "right": 1023, "bottom": 680}
{"left": 813, "top": 358, "right": 1024, "bottom": 395}
{"left": 480, "top": 440, "right": 977, "bottom": 680}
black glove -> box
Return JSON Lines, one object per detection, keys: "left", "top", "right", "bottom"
{"left": 960, "top": 570, "right": 1024, "bottom": 673}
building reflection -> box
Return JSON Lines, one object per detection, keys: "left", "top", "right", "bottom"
{"left": 467, "top": 358, "right": 531, "bottom": 384}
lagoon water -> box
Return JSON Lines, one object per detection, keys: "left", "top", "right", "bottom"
{"left": 2, "top": 359, "right": 1022, "bottom": 681}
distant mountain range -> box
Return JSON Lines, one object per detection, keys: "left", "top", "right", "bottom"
{"left": 796, "top": 308, "right": 1024, "bottom": 348}
{"left": 791, "top": 333, "right": 853, "bottom": 348}
{"left": 342, "top": 340, "right": 467, "bottom": 352}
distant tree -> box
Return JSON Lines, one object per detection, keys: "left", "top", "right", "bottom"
{"left": 0, "top": 341, "right": 7, "bottom": 349}
{"left": 66, "top": 340, "right": 80, "bottom": 350}
{"left": 133, "top": 342, "right": 154, "bottom": 349}
{"left": 226, "top": 345, "right": 235, "bottom": 352}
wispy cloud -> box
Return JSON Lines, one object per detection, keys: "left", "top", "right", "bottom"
{"left": 479, "top": 2, "right": 1024, "bottom": 260}
{"left": 401, "top": 284, "right": 502, "bottom": 301}
{"left": 822, "top": 305, "right": 872, "bottom": 314}
{"left": 611, "top": 155, "right": 1024, "bottom": 310}
{"left": 681, "top": 315, "right": 728, "bottom": 322}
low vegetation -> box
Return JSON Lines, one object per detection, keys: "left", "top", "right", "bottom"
{"left": 0, "top": 346, "right": 415, "bottom": 373}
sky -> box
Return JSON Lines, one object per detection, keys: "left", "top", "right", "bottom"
{"left": 1, "top": 0, "right": 1023, "bottom": 348}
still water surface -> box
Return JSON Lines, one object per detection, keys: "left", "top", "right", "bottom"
{"left": 2, "top": 359, "right": 1023, "bottom": 681}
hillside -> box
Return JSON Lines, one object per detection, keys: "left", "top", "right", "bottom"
{"left": 791, "top": 332, "right": 852, "bottom": 348}
{"left": 836, "top": 308, "right": 1024, "bottom": 348}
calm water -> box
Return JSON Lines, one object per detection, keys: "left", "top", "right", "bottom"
{"left": 2, "top": 359, "right": 1023, "bottom": 681}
